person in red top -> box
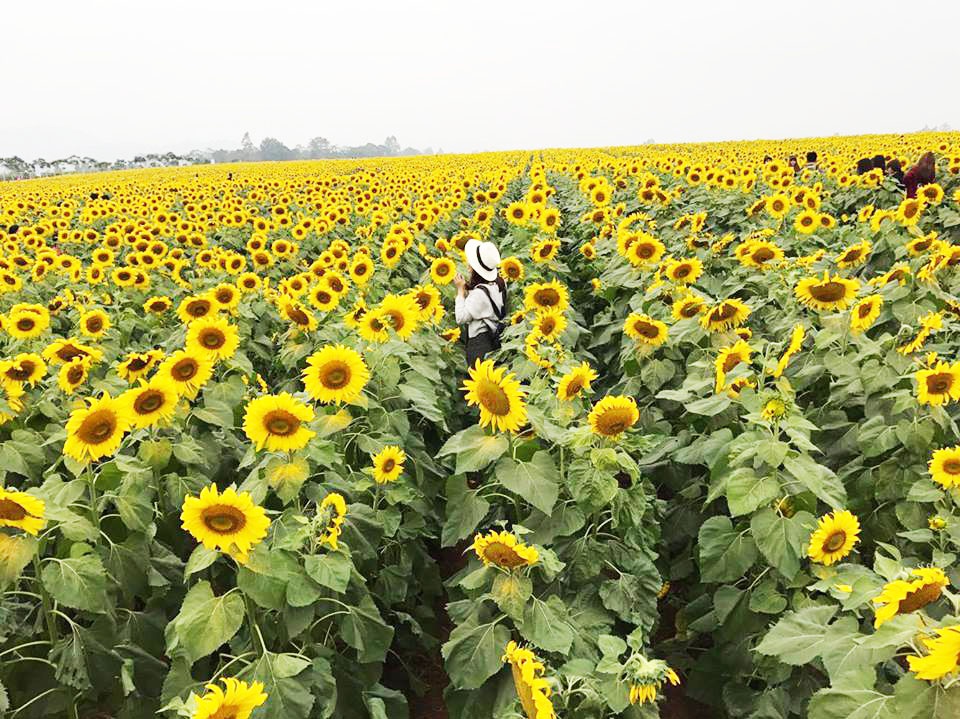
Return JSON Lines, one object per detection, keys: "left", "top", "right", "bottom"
{"left": 903, "top": 152, "right": 935, "bottom": 199}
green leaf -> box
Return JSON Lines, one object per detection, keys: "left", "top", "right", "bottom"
{"left": 807, "top": 686, "right": 893, "bottom": 719}
{"left": 41, "top": 555, "right": 109, "bottom": 613}
{"left": 686, "top": 394, "right": 732, "bottom": 416}
{"left": 442, "top": 617, "right": 511, "bottom": 690}
{"left": 304, "top": 552, "right": 352, "bottom": 594}
{"left": 750, "top": 509, "right": 811, "bottom": 581}
{"left": 0, "top": 534, "right": 37, "bottom": 589}
{"left": 698, "top": 516, "right": 758, "bottom": 583}
{"left": 567, "top": 458, "right": 618, "bottom": 514}
{"left": 491, "top": 572, "right": 531, "bottom": 620}
{"left": 496, "top": 451, "right": 559, "bottom": 515}
{"left": 438, "top": 425, "right": 509, "bottom": 473}
{"left": 249, "top": 652, "right": 316, "bottom": 719}
{"left": 726, "top": 467, "right": 780, "bottom": 517}
{"left": 339, "top": 594, "right": 394, "bottom": 663}
{"left": 184, "top": 545, "right": 219, "bottom": 577}
{"left": 755, "top": 605, "right": 837, "bottom": 665}
{"left": 519, "top": 596, "right": 574, "bottom": 654}
{"left": 167, "top": 580, "right": 245, "bottom": 662}
{"left": 442, "top": 476, "right": 489, "bottom": 547}
{"left": 783, "top": 454, "right": 847, "bottom": 509}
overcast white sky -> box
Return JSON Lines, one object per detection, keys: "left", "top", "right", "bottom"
{"left": 3, "top": 0, "right": 959, "bottom": 160}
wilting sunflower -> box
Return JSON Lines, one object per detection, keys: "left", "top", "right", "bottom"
{"left": 502, "top": 642, "right": 556, "bottom": 719}
{"left": 700, "top": 299, "right": 750, "bottom": 333}
{"left": 58, "top": 356, "right": 93, "bottom": 394}
{"left": 807, "top": 509, "right": 860, "bottom": 565}
{"left": 462, "top": 360, "right": 528, "bottom": 434}
{"left": 302, "top": 345, "right": 370, "bottom": 404}
{"left": 0, "top": 353, "right": 46, "bottom": 386}
{"left": 372, "top": 445, "right": 405, "bottom": 484}
{"left": 556, "top": 362, "right": 597, "bottom": 401}
{"left": 795, "top": 272, "right": 860, "bottom": 312}
{"left": 624, "top": 313, "right": 668, "bottom": 347}
{"left": 0, "top": 487, "right": 45, "bottom": 535}
{"left": 473, "top": 530, "right": 538, "bottom": 569}
{"left": 316, "top": 492, "right": 348, "bottom": 550}
{"left": 850, "top": 295, "right": 883, "bottom": 334}
{"left": 122, "top": 376, "right": 179, "bottom": 429}
{"left": 588, "top": 395, "right": 639, "bottom": 439}
{"left": 186, "top": 317, "right": 240, "bottom": 362}
{"left": 430, "top": 257, "right": 456, "bottom": 285}
{"left": 117, "top": 349, "right": 164, "bottom": 383}
{"left": 181, "top": 485, "right": 271, "bottom": 564}
{"left": 523, "top": 280, "right": 569, "bottom": 314}
{"left": 929, "top": 445, "right": 960, "bottom": 488}
{"left": 715, "top": 339, "right": 752, "bottom": 393}
{"left": 243, "top": 393, "right": 316, "bottom": 452}
{"left": 79, "top": 309, "right": 110, "bottom": 339}
{"left": 907, "top": 626, "right": 960, "bottom": 681}
{"left": 872, "top": 567, "right": 948, "bottom": 628}
{"left": 156, "top": 349, "right": 214, "bottom": 399}
{"left": 531, "top": 309, "right": 567, "bottom": 342}
{"left": 773, "top": 324, "right": 805, "bottom": 377}
{"left": 64, "top": 392, "right": 132, "bottom": 463}
{"left": 916, "top": 361, "right": 960, "bottom": 406}
{"left": 624, "top": 655, "right": 681, "bottom": 706}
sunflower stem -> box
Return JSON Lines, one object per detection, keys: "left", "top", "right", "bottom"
{"left": 33, "top": 555, "right": 58, "bottom": 646}
{"left": 86, "top": 465, "right": 101, "bottom": 536}
{"left": 245, "top": 595, "right": 264, "bottom": 657}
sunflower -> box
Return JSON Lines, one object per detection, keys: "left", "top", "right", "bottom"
{"left": 441, "top": 327, "right": 461, "bottom": 343}
{"left": 143, "top": 295, "right": 172, "bottom": 314}
{"left": 523, "top": 280, "right": 569, "bottom": 314}
{"left": 530, "top": 239, "right": 560, "bottom": 263}
{"left": 872, "top": 567, "right": 948, "bottom": 628}
{"left": 773, "top": 324, "right": 805, "bottom": 377}
{"left": 835, "top": 240, "right": 871, "bottom": 269}
{"left": 302, "top": 345, "right": 369, "bottom": 404}
{"left": 795, "top": 272, "right": 860, "bottom": 311}
{"left": 556, "top": 362, "right": 597, "bottom": 401}
{"left": 64, "top": 392, "right": 132, "bottom": 463}
{"left": 350, "top": 255, "right": 374, "bottom": 286}
{"left": 243, "top": 393, "right": 316, "bottom": 452}
{"left": 377, "top": 293, "right": 421, "bottom": 340}
{"left": 531, "top": 309, "right": 567, "bottom": 342}
{"left": 473, "top": 530, "right": 538, "bottom": 569}
{"left": 181, "top": 485, "right": 271, "bottom": 564}
{"left": 625, "top": 655, "right": 681, "bottom": 706}
{"left": 308, "top": 284, "right": 340, "bottom": 312}
{"left": 793, "top": 209, "right": 820, "bottom": 234}
{"left": 357, "top": 309, "right": 390, "bottom": 343}
{"left": 0, "top": 353, "right": 46, "bottom": 386}
{"left": 896, "top": 197, "right": 925, "bottom": 227}
{"left": 671, "top": 294, "right": 705, "bottom": 321}
{"left": 664, "top": 257, "right": 702, "bottom": 285}
{"left": 372, "top": 445, "right": 405, "bottom": 484}
{"left": 765, "top": 193, "right": 790, "bottom": 219}
{"left": 409, "top": 284, "right": 442, "bottom": 320}
{"left": 117, "top": 349, "right": 164, "bottom": 383}
{"left": 176, "top": 294, "right": 216, "bottom": 324}
{"left": 807, "top": 509, "right": 860, "bottom": 565}
{"left": 916, "top": 361, "right": 960, "bottom": 406}
{"left": 0, "top": 487, "right": 45, "bottom": 535}
{"left": 58, "top": 356, "right": 93, "bottom": 394}
{"left": 625, "top": 234, "right": 665, "bottom": 267}
{"left": 500, "top": 256, "right": 525, "bottom": 283}
{"left": 430, "top": 257, "right": 456, "bottom": 285}
{"left": 462, "top": 359, "right": 528, "bottom": 434}
{"left": 624, "top": 313, "right": 668, "bottom": 347}
{"left": 849, "top": 295, "right": 882, "bottom": 334}
{"left": 579, "top": 242, "right": 596, "bottom": 260}
{"left": 907, "top": 626, "right": 960, "bottom": 681}
{"left": 929, "top": 445, "right": 960, "bottom": 488}
{"left": 715, "top": 339, "right": 752, "bottom": 393}
{"left": 502, "top": 642, "right": 555, "bottom": 719}
{"left": 588, "top": 395, "right": 639, "bottom": 439}
{"left": 122, "top": 376, "right": 179, "bottom": 429}
{"left": 700, "top": 299, "right": 750, "bottom": 333}
{"left": 186, "top": 317, "right": 240, "bottom": 362}
{"left": 7, "top": 307, "right": 50, "bottom": 340}
{"left": 317, "top": 492, "right": 348, "bottom": 550}
{"left": 156, "top": 349, "right": 214, "bottom": 399}
{"left": 211, "top": 283, "right": 241, "bottom": 312}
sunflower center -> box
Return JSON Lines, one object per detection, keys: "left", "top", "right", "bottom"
{"left": 200, "top": 329, "right": 225, "bottom": 350}
{"left": 287, "top": 306, "right": 310, "bottom": 325}
{"left": 384, "top": 309, "right": 405, "bottom": 331}
{"left": 752, "top": 247, "right": 775, "bottom": 262}
{"left": 681, "top": 303, "right": 701, "bottom": 318}
{"left": 86, "top": 317, "right": 103, "bottom": 333}
{"left": 564, "top": 378, "right": 584, "bottom": 397}
{"left": 7, "top": 364, "right": 31, "bottom": 381}
{"left": 66, "top": 365, "right": 85, "bottom": 384}
{"left": 77, "top": 409, "right": 118, "bottom": 445}
{"left": 722, "top": 353, "right": 743, "bottom": 373}
{"left": 534, "top": 289, "right": 559, "bottom": 307}
{"left": 823, "top": 530, "right": 847, "bottom": 553}
{"left": 264, "top": 410, "right": 300, "bottom": 436}
{"left": 172, "top": 359, "right": 198, "bottom": 381}
{"left": 476, "top": 378, "right": 511, "bottom": 417}
{"left": 810, "top": 282, "right": 847, "bottom": 303}
{"left": 637, "top": 244, "right": 654, "bottom": 259}
{"left": 596, "top": 408, "right": 633, "bottom": 436}
{"left": 0, "top": 498, "right": 28, "bottom": 521}
{"left": 201, "top": 505, "right": 247, "bottom": 535}
{"left": 898, "top": 581, "right": 943, "bottom": 614}
{"left": 633, "top": 320, "right": 659, "bottom": 338}
{"left": 943, "top": 459, "right": 960, "bottom": 475}
{"left": 128, "top": 358, "right": 149, "bottom": 371}
{"left": 216, "top": 290, "right": 233, "bottom": 304}
{"left": 382, "top": 458, "right": 396, "bottom": 473}
{"left": 134, "top": 390, "right": 164, "bottom": 415}
{"left": 712, "top": 303, "right": 736, "bottom": 321}
{"left": 482, "top": 541, "right": 525, "bottom": 568}
{"left": 187, "top": 301, "right": 210, "bottom": 318}
{"left": 541, "top": 317, "right": 557, "bottom": 335}
{"left": 436, "top": 263, "right": 450, "bottom": 276}
{"left": 321, "top": 362, "right": 350, "bottom": 389}
{"left": 926, "top": 373, "right": 953, "bottom": 395}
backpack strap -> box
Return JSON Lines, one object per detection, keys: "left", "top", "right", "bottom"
{"left": 476, "top": 284, "right": 505, "bottom": 320}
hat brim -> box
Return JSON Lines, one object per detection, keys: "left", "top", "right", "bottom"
{"left": 465, "top": 239, "right": 498, "bottom": 281}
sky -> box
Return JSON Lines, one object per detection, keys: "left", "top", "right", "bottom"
{"left": 3, "top": 0, "right": 959, "bottom": 161}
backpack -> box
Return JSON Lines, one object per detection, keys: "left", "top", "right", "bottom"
{"left": 475, "top": 283, "right": 507, "bottom": 350}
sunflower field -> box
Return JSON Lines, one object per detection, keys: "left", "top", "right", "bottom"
{"left": 2, "top": 132, "right": 960, "bottom": 719}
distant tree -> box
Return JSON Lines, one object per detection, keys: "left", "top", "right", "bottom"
{"left": 306, "top": 136, "right": 332, "bottom": 158}
{"left": 241, "top": 132, "right": 256, "bottom": 158}
{"left": 384, "top": 136, "right": 400, "bottom": 155}
{"left": 259, "top": 137, "right": 294, "bottom": 161}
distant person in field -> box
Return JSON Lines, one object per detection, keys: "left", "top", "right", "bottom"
{"left": 887, "top": 159, "right": 905, "bottom": 187}
{"left": 871, "top": 155, "right": 886, "bottom": 173}
{"left": 787, "top": 155, "right": 800, "bottom": 173}
{"left": 856, "top": 157, "right": 874, "bottom": 175}
{"left": 454, "top": 239, "right": 506, "bottom": 368}
{"left": 804, "top": 151, "right": 819, "bottom": 170}
{"left": 903, "top": 152, "right": 936, "bottom": 199}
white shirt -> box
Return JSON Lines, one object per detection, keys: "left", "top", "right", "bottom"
{"left": 455, "top": 283, "right": 503, "bottom": 338}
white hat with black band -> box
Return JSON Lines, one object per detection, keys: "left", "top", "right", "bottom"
{"left": 464, "top": 238, "right": 500, "bottom": 282}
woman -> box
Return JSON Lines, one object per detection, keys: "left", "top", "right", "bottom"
{"left": 903, "top": 152, "right": 936, "bottom": 199}
{"left": 454, "top": 239, "right": 505, "bottom": 367}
